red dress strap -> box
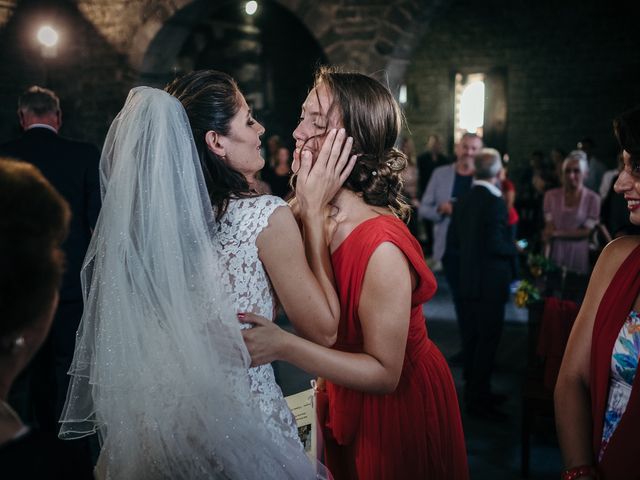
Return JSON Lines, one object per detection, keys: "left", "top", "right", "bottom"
{"left": 332, "top": 215, "right": 437, "bottom": 308}
{"left": 590, "top": 242, "right": 640, "bottom": 476}
{"left": 327, "top": 216, "right": 436, "bottom": 446}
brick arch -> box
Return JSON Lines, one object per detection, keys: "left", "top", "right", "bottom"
{"left": 3, "top": 0, "right": 442, "bottom": 88}
{"left": 114, "top": 0, "right": 440, "bottom": 91}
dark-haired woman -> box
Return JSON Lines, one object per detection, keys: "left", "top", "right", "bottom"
{"left": 0, "top": 158, "right": 92, "bottom": 478}
{"left": 59, "top": 81, "right": 350, "bottom": 478}
{"left": 165, "top": 70, "right": 356, "bottom": 450}
{"left": 555, "top": 105, "right": 640, "bottom": 480}
{"left": 242, "top": 69, "right": 468, "bottom": 480}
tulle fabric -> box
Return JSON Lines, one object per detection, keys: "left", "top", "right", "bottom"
{"left": 58, "top": 87, "right": 325, "bottom": 479}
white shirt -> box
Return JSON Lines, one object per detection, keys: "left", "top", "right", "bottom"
{"left": 26, "top": 124, "right": 58, "bottom": 133}
{"left": 472, "top": 179, "right": 503, "bottom": 197}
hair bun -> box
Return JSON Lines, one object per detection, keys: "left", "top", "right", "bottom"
{"left": 383, "top": 147, "right": 407, "bottom": 172}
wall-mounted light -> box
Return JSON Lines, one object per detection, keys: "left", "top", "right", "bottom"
{"left": 399, "top": 84, "right": 408, "bottom": 105}
{"left": 245, "top": 1, "right": 258, "bottom": 16}
{"left": 37, "top": 25, "right": 59, "bottom": 59}
{"left": 37, "top": 25, "right": 58, "bottom": 47}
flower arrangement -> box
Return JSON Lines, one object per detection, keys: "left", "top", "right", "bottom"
{"left": 514, "top": 280, "right": 542, "bottom": 308}
{"left": 527, "top": 253, "right": 557, "bottom": 278}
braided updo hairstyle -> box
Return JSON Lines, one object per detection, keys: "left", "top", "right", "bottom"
{"left": 313, "top": 67, "right": 411, "bottom": 220}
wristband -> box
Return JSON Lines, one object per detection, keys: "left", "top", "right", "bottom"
{"left": 561, "top": 465, "right": 599, "bottom": 480}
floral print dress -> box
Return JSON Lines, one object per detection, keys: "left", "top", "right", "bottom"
{"left": 600, "top": 310, "right": 640, "bottom": 460}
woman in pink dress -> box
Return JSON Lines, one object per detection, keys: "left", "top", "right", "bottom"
{"left": 543, "top": 150, "right": 601, "bottom": 274}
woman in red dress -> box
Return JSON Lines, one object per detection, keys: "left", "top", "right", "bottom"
{"left": 241, "top": 68, "right": 468, "bottom": 480}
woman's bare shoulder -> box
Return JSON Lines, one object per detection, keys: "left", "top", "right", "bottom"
{"left": 602, "top": 235, "right": 640, "bottom": 260}
{"left": 593, "top": 235, "right": 640, "bottom": 281}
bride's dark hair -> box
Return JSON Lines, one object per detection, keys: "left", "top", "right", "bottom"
{"left": 166, "top": 70, "right": 254, "bottom": 220}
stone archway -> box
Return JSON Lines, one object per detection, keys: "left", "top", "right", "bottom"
{"left": 75, "top": 0, "right": 443, "bottom": 93}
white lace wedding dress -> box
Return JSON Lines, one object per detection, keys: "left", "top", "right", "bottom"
{"left": 214, "top": 195, "right": 301, "bottom": 447}
{"left": 58, "top": 87, "right": 324, "bottom": 479}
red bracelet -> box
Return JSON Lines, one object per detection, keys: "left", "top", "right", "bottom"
{"left": 561, "top": 465, "right": 599, "bottom": 480}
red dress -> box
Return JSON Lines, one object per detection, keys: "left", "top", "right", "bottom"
{"left": 323, "top": 215, "right": 468, "bottom": 480}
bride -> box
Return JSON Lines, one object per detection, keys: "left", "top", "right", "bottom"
{"left": 57, "top": 85, "right": 347, "bottom": 479}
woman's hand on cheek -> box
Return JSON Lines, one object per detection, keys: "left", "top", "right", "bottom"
{"left": 295, "top": 129, "right": 356, "bottom": 219}
{"left": 292, "top": 147, "right": 301, "bottom": 174}
{"left": 239, "top": 312, "right": 288, "bottom": 367}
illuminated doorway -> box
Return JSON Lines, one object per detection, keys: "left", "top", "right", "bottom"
{"left": 453, "top": 68, "right": 507, "bottom": 154}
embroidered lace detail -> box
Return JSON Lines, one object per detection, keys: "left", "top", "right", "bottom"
{"left": 214, "top": 195, "right": 300, "bottom": 447}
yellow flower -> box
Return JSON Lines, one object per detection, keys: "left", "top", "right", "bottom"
{"left": 530, "top": 266, "right": 543, "bottom": 277}
{"left": 515, "top": 290, "right": 528, "bottom": 308}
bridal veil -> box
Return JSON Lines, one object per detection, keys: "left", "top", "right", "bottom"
{"left": 59, "top": 87, "right": 322, "bottom": 479}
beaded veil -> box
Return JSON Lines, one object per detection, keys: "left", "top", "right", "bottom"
{"left": 58, "top": 87, "right": 322, "bottom": 479}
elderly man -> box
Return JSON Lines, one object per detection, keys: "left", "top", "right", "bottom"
{"left": 0, "top": 86, "right": 100, "bottom": 436}
{"left": 448, "top": 148, "right": 519, "bottom": 420}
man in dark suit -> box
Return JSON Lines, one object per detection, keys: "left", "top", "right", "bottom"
{"left": 447, "top": 147, "right": 518, "bottom": 419}
{"left": 0, "top": 86, "right": 100, "bottom": 434}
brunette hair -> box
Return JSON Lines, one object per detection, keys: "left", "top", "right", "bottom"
{"left": 614, "top": 105, "right": 640, "bottom": 166}
{"left": 165, "top": 70, "right": 254, "bottom": 220}
{"left": 0, "top": 158, "right": 69, "bottom": 348}
{"left": 312, "top": 67, "right": 411, "bottom": 220}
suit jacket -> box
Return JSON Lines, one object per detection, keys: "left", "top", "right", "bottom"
{"left": 416, "top": 151, "right": 449, "bottom": 196}
{"left": 418, "top": 163, "right": 456, "bottom": 262}
{"left": 0, "top": 127, "right": 100, "bottom": 301}
{"left": 447, "top": 184, "right": 518, "bottom": 303}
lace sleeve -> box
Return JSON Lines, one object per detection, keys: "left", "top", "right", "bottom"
{"left": 230, "top": 195, "right": 289, "bottom": 244}
{"left": 215, "top": 195, "right": 289, "bottom": 319}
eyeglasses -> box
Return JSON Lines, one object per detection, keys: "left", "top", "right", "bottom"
{"left": 564, "top": 168, "right": 582, "bottom": 174}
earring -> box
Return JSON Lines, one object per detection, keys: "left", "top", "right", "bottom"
{"left": 0, "top": 335, "right": 25, "bottom": 354}
{"left": 11, "top": 336, "right": 25, "bottom": 354}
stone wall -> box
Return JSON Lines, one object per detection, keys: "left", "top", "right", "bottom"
{"left": 0, "top": 0, "right": 436, "bottom": 147}
{"left": 404, "top": 0, "right": 640, "bottom": 175}
{"left": 0, "top": 1, "right": 134, "bottom": 146}
{"left": 3, "top": 0, "right": 637, "bottom": 165}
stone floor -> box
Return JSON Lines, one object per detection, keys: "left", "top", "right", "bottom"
{"left": 274, "top": 271, "right": 563, "bottom": 480}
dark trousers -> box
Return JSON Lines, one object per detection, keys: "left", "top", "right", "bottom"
{"left": 420, "top": 219, "right": 434, "bottom": 256}
{"left": 459, "top": 298, "right": 506, "bottom": 402}
{"left": 442, "top": 251, "right": 463, "bottom": 335}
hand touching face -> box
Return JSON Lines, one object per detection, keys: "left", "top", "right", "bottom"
{"left": 292, "top": 84, "right": 342, "bottom": 173}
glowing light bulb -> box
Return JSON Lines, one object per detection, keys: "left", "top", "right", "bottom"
{"left": 245, "top": 1, "right": 258, "bottom": 15}
{"left": 37, "top": 26, "right": 59, "bottom": 48}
